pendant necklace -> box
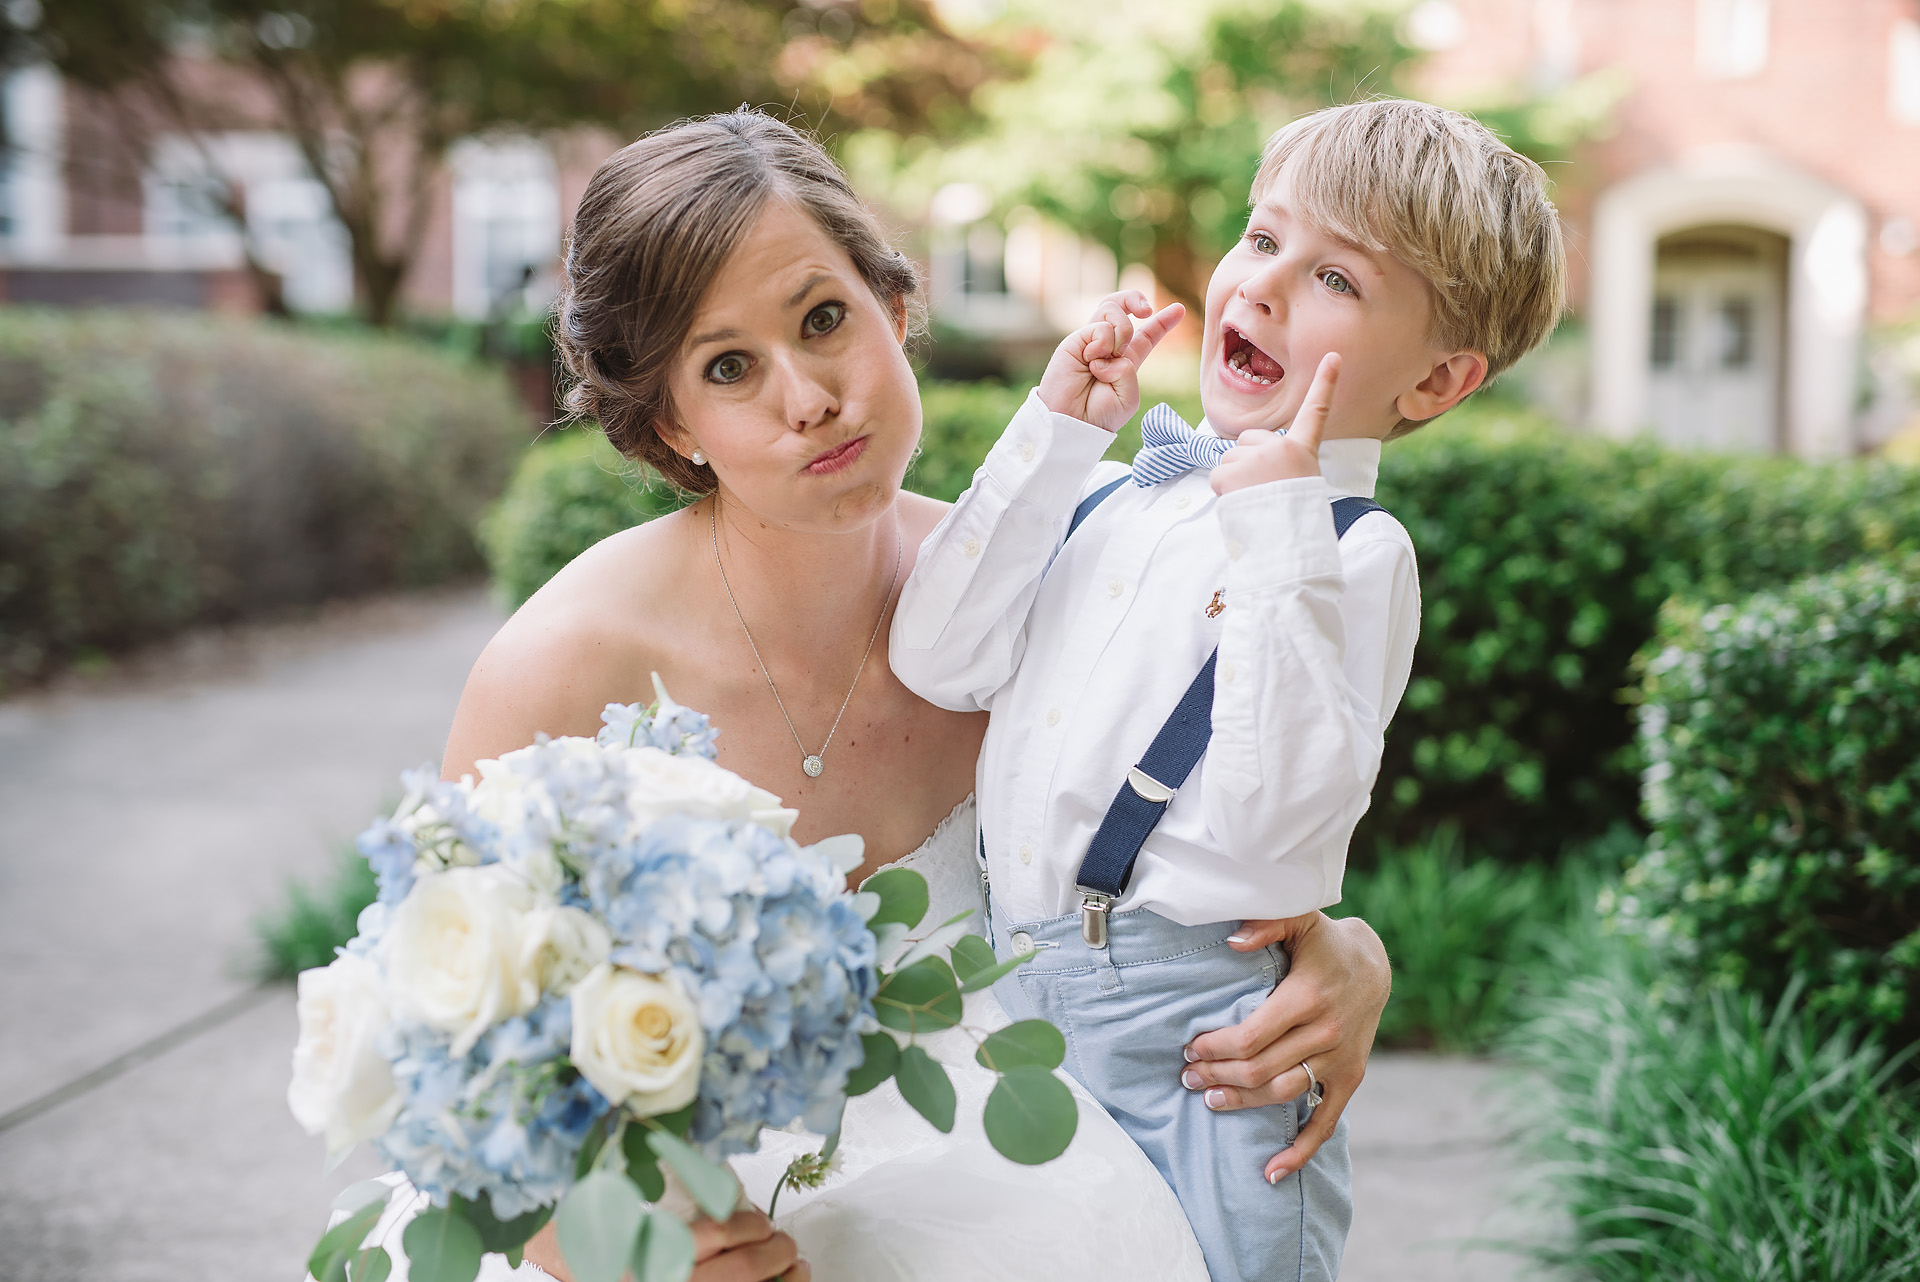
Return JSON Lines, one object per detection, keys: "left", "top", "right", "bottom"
{"left": 710, "top": 497, "right": 900, "bottom": 779}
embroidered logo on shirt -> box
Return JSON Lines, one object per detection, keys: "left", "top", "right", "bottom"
{"left": 1206, "top": 589, "right": 1226, "bottom": 618}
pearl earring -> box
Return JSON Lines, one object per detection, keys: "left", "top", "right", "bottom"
{"left": 690, "top": 449, "right": 707, "bottom": 466}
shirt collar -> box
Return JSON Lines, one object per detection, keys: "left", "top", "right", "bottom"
{"left": 1193, "top": 419, "right": 1382, "bottom": 500}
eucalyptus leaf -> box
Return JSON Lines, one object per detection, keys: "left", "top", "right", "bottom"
{"left": 983, "top": 1065, "right": 1079, "bottom": 1165}
{"left": 621, "top": 1124, "right": 667, "bottom": 1202}
{"left": 959, "top": 951, "right": 1038, "bottom": 994}
{"left": 631, "top": 1208, "right": 697, "bottom": 1282}
{"left": 451, "top": 1192, "right": 553, "bottom": 1255}
{"left": 556, "top": 1172, "right": 646, "bottom": 1282}
{"left": 844, "top": 1030, "right": 900, "bottom": 1096}
{"left": 653, "top": 1102, "right": 697, "bottom": 1138}
{"left": 308, "top": 1201, "right": 385, "bottom": 1282}
{"left": 861, "top": 867, "right": 930, "bottom": 930}
{"left": 812, "top": 833, "right": 866, "bottom": 875}
{"left": 975, "top": 1020, "right": 1067, "bottom": 1072}
{"left": 574, "top": 1114, "right": 614, "bottom": 1182}
{"left": 646, "top": 1128, "right": 740, "bottom": 1221}
{"left": 895, "top": 1045, "right": 957, "bottom": 1134}
{"left": 872, "top": 920, "right": 912, "bottom": 968}
{"left": 849, "top": 890, "right": 882, "bottom": 922}
{"left": 401, "top": 1207, "right": 484, "bottom": 1282}
{"left": 891, "top": 911, "right": 977, "bottom": 972}
{"left": 348, "top": 1246, "right": 392, "bottom": 1282}
{"left": 874, "top": 957, "right": 963, "bottom": 1034}
{"left": 948, "top": 934, "right": 998, "bottom": 984}
{"left": 331, "top": 1179, "right": 395, "bottom": 1217}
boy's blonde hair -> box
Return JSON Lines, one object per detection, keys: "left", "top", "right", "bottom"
{"left": 1253, "top": 99, "right": 1567, "bottom": 434}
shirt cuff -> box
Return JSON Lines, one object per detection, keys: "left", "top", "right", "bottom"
{"left": 1214, "top": 474, "right": 1342, "bottom": 593}
{"left": 978, "top": 389, "right": 1116, "bottom": 516}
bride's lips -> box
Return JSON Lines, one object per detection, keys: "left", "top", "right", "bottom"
{"left": 803, "top": 435, "right": 869, "bottom": 476}
{"left": 1217, "top": 324, "right": 1285, "bottom": 393}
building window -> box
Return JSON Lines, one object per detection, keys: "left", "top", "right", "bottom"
{"left": 451, "top": 139, "right": 559, "bottom": 321}
{"left": 1651, "top": 297, "right": 1679, "bottom": 368}
{"left": 1892, "top": 18, "right": 1920, "bottom": 126}
{"left": 1717, "top": 297, "right": 1754, "bottom": 368}
{"left": 1696, "top": 0, "right": 1770, "bottom": 79}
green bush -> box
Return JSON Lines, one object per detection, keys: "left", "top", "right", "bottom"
{"left": 0, "top": 307, "right": 530, "bottom": 688}
{"left": 1513, "top": 956, "right": 1920, "bottom": 1282}
{"left": 480, "top": 430, "right": 686, "bottom": 607}
{"left": 1371, "top": 410, "right": 1920, "bottom": 862}
{"left": 256, "top": 844, "right": 379, "bottom": 980}
{"left": 1612, "top": 559, "right": 1920, "bottom": 1042}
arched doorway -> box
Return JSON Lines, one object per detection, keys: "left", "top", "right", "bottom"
{"left": 1646, "top": 225, "right": 1788, "bottom": 452}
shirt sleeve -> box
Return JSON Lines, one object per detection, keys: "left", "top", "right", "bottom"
{"left": 1200, "top": 484, "right": 1421, "bottom": 905}
{"left": 890, "top": 390, "right": 1116, "bottom": 712}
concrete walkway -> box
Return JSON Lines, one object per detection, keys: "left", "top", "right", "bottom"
{"left": 0, "top": 589, "right": 1539, "bottom": 1281}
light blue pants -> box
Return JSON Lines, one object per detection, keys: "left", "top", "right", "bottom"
{"left": 989, "top": 899, "right": 1352, "bottom": 1282}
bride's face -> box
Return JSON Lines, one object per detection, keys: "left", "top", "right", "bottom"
{"left": 662, "top": 199, "right": 921, "bottom": 533}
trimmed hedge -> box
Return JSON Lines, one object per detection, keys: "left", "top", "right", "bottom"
{"left": 1614, "top": 559, "right": 1920, "bottom": 1042}
{"left": 0, "top": 308, "right": 530, "bottom": 688}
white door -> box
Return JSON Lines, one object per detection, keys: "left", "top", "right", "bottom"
{"left": 1645, "top": 240, "right": 1783, "bottom": 452}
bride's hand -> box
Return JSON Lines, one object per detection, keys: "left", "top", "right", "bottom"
{"left": 520, "top": 1207, "right": 808, "bottom": 1281}
{"left": 1178, "top": 911, "right": 1390, "bottom": 1184}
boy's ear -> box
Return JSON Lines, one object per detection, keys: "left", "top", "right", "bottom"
{"left": 1395, "top": 351, "right": 1488, "bottom": 422}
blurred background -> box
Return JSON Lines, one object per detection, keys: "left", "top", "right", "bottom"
{"left": 1, "top": 1, "right": 1916, "bottom": 1279}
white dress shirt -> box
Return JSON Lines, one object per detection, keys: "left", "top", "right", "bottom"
{"left": 890, "top": 391, "right": 1421, "bottom": 926}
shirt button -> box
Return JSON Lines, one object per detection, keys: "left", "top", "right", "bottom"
{"left": 1018, "top": 843, "right": 1034, "bottom": 865}
{"left": 1175, "top": 495, "right": 1192, "bottom": 509}
{"left": 1226, "top": 539, "right": 1243, "bottom": 561}
{"left": 1019, "top": 443, "right": 1036, "bottom": 462}
{"left": 1046, "top": 708, "right": 1061, "bottom": 727}
{"left": 1009, "top": 931, "right": 1035, "bottom": 955}
{"left": 1221, "top": 661, "right": 1237, "bottom": 683}
{"left": 963, "top": 537, "right": 980, "bottom": 558}
{"left": 1107, "top": 580, "right": 1124, "bottom": 597}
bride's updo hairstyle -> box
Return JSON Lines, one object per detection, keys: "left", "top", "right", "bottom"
{"left": 556, "top": 110, "right": 923, "bottom": 494}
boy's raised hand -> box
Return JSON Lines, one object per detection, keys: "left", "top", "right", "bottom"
{"left": 1210, "top": 352, "right": 1340, "bottom": 496}
{"left": 1038, "top": 291, "right": 1185, "bottom": 432}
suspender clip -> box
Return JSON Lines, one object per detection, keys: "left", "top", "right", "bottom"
{"left": 1080, "top": 891, "right": 1113, "bottom": 949}
{"left": 1125, "top": 766, "right": 1177, "bottom": 804}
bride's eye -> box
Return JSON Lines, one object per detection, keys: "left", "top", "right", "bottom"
{"left": 803, "top": 301, "right": 848, "bottom": 337}
{"left": 706, "top": 351, "right": 752, "bottom": 384}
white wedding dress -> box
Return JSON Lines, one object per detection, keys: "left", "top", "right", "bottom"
{"left": 353, "top": 799, "right": 1208, "bottom": 1281}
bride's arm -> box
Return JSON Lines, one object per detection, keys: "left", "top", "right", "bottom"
{"left": 1177, "top": 912, "right": 1390, "bottom": 1184}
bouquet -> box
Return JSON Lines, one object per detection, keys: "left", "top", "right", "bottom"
{"left": 289, "top": 679, "right": 1078, "bottom": 1282}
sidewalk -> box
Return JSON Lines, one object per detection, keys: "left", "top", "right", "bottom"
{"left": 0, "top": 589, "right": 1537, "bottom": 1280}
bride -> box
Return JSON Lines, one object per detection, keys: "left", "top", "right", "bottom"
{"left": 426, "top": 110, "right": 1391, "bottom": 1281}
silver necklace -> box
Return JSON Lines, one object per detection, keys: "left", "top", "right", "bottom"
{"left": 710, "top": 498, "right": 900, "bottom": 779}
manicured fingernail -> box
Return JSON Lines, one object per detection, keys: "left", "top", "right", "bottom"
{"left": 1182, "top": 1069, "right": 1202, "bottom": 1089}
{"left": 1226, "top": 933, "right": 1251, "bottom": 945}
{"left": 1183, "top": 1045, "right": 1200, "bottom": 1063}
{"left": 1267, "top": 1170, "right": 1282, "bottom": 1185}
{"left": 1205, "top": 1088, "right": 1226, "bottom": 1110}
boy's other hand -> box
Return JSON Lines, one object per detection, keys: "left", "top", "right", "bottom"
{"left": 1210, "top": 352, "right": 1339, "bottom": 496}
{"left": 1038, "top": 290, "right": 1184, "bottom": 432}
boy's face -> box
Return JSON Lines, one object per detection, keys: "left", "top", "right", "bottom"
{"left": 1200, "top": 167, "right": 1464, "bottom": 441}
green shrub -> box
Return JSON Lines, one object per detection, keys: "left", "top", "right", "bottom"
{"left": 480, "top": 430, "right": 686, "bottom": 607}
{"left": 1513, "top": 957, "right": 1920, "bottom": 1282}
{"left": 1371, "top": 409, "right": 1920, "bottom": 862}
{"left": 256, "top": 844, "right": 378, "bottom": 980}
{"left": 0, "top": 307, "right": 530, "bottom": 688}
{"left": 1612, "top": 559, "right": 1920, "bottom": 1043}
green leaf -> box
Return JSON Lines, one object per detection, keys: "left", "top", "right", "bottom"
{"left": 631, "top": 1208, "right": 697, "bottom": 1282}
{"left": 574, "top": 1114, "right": 614, "bottom": 1182}
{"left": 844, "top": 1031, "right": 900, "bottom": 1096}
{"left": 331, "top": 1179, "right": 395, "bottom": 1217}
{"left": 959, "top": 951, "right": 1038, "bottom": 994}
{"left": 861, "top": 867, "right": 930, "bottom": 930}
{"left": 874, "top": 956, "right": 963, "bottom": 1033}
{"left": 949, "top": 934, "right": 998, "bottom": 984}
{"left": 505, "top": 1247, "right": 523, "bottom": 1270}
{"left": 621, "top": 1124, "right": 667, "bottom": 1202}
{"left": 347, "top": 1246, "right": 392, "bottom": 1282}
{"left": 975, "top": 1020, "right": 1067, "bottom": 1072}
{"left": 556, "top": 1172, "right": 646, "bottom": 1282}
{"left": 652, "top": 1103, "right": 696, "bottom": 1138}
{"left": 451, "top": 1192, "right": 553, "bottom": 1255}
{"left": 892, "top": 910, "right": 978, "bottom": 971}
{"left": 983, "top": 1065, "right": 1079, "bottom": 1165}
{"left": 401, "top": 1207, "right": 484, "bottom": 1282}
{"left": 646, "top": 1128, "right": 740, "bottom": 1221}
{"left": 895, "top": 1045, "right": 957, "bottom": 1134}
{"left": 308, "top": 1201, "right": 385, "bottom": 1282}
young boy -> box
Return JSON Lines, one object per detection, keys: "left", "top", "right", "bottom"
{"left": 890, "top": 100, "right": 1566, "bottom": 1281}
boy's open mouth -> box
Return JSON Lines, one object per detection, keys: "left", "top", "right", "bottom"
{"left": 1221, "top": 325, "right": 1284, "bottom": 388}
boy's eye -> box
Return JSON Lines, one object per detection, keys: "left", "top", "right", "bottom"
{"left": 706, "top": 352, "right": 752, "bottom": 384}
{"left": 1247, "top": 232, "right": 1278, "bottom": 255}
{"left": 803, "top": 301, "right": 847, "bottom": 336}
{"left": 1320, "top": 270, "right": 1354, "bottom": 295}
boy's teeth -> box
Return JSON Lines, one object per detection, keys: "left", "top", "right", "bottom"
{"left": 1227, "top": 348, "right": 1274, "bottom": 385}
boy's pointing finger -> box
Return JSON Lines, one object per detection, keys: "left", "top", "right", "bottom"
{"left": 1286, "top": 352, "right": 1340, "bottom": 456}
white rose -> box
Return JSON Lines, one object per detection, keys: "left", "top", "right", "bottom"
{"left": 288, "top": 953, "right": 401, "bottom": 1158}
{"left": 522, "top": 904, "right": 612, "bottom": 995}
{"left": 383, "top": 865, "right": 542, "bottom": 1056}
{"left": 569, "top": 964, "right": 704, "bottom": 1115}
{"left": 622, "top": 747, "right": 797, "bottom": 837}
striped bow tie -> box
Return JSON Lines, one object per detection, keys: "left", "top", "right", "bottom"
{"left": 1130, "top": 403, "right": 1232, "bottom": 487}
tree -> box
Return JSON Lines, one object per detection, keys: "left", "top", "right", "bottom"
{"left": 32, "top": 0, "right": 1002, "bottom": 324}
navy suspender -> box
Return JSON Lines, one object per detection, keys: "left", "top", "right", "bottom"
{"left": 1068, "top": 476, "right": 1128, "bottom": 540}
{"left": 1069, "top": 492, "right": 1384, "bottom": 947}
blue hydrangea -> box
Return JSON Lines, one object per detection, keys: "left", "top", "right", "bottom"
{"left": 599, "top": 693, "right": 720, "bottom": 760}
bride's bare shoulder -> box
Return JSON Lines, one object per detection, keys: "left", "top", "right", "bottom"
{"left": 443, "top": 510, "right": 698, "bottom": 776}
